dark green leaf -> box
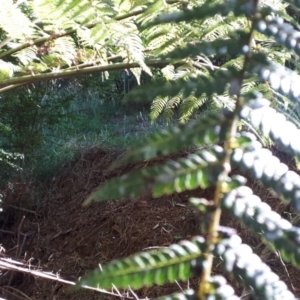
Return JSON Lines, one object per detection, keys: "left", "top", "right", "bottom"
{"left": 113, "top": 113, "right": 228, "bottom": 167}
{"left": 85, "top": 147, "right": 224, "bottom": 204}
{"left": 75, "top": 237, "right": 206, "bottom": 290}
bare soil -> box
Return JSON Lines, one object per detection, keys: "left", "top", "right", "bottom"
{"left": 1, "top": 146, "right": 300, "bottom": 299}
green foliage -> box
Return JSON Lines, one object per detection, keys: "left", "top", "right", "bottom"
{"left": 213, "top": 234, "right": 295, "bottom": 299}
{"left": 0, "top": 84, "right": 72, "bottom": 150}
{"left": 3, "top": 0, "right": 300, "bottom": 299}
{"left": 76, "top": 236, "right": 206, "bottom": 289}
{"left": 72, "top": 0, "right": 300, "bottom": 299}
{"left": 1, "top": 73, "right": 163, "bottom": 181}
{"left": 85, "top": 145, "right": 224, "bottom": 205}
{"left": 221, "top": 186, "right": 300, "bottom": 266}
{"left": 113, "top": 112, "right": 229, "bottom": 166}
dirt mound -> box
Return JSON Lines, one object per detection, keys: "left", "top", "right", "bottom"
{"left": 1, "top": 147, "right": 300, "bottom": 299}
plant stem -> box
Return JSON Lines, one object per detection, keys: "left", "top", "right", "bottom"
{"left": 0, "top": 59, "right": 177, "bottom": 93}
{"left": 198, "top": 1, "right": 259, "bottom": 298}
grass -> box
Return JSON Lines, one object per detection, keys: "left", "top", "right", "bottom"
{"left": 30, "top": 81, "right": 169, "bottom": 180}
{"left": 0, "top": 73, "right": 170, "bottom": 183}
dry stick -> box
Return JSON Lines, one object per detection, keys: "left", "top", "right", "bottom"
{"left": 0, "top": 59, "right": 174, "bottom": 91}
{"left": 197, "top": 2, "right": 260, "bottom": 298}
{"left": 7, "top": 216, "right": 26, "bottom": 287}
{"left": 0, "top": 286, "right": 34, "bottom": 300}
{"left": 16, "top": 216, "right": 26, "bottom": 259}
{"left": 8, "top": 205, "right": 36, "bottom": 215}
{"left": 0, "top": 259, "right": 145, "bottom": 299}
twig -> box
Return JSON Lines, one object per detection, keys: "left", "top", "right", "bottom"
{"left": 7, "top": 205, "right": 36, "bottom": 215}
{"left": 16, "top": 216, "right": 26, "bottom": 259}
{"left": 128, "top": 287, "right": 140, "bottom": 300}
{"left": 0, "top": 258, "right": 150, "bottom": 299}
{"left": 274, "top": 248, "right": 297, "bottom": 292}
{"left": 175, "top": 280, "right": 184, "bottom": 292}
{"left": 7, "top": 216, "right": 26, "bottom": 286}
{"left": 0, "top": 286, "right": 34, "bottom": 300}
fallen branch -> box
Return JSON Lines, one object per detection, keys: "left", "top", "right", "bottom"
{"left": 0, "top": 258, "right": 149, "bottom": 299}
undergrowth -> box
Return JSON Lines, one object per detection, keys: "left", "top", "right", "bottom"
{"left": 0, "top": 73, "right": 169, "bottom": 182}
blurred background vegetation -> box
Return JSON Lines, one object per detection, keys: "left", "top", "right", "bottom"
{"left": 0, "top": 69, "right": 170, "bottom": 185}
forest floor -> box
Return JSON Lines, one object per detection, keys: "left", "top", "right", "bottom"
{"left": 1, "top": 146, "right": 300, "bottom": 299}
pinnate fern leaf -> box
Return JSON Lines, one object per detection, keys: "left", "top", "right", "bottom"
{"left": 256, "top": 17, "right": 300, "bottom": 56}
{"left": 231, "top": 144, "right": 300, "bottom": 212}
{"left": 213, "top": 235, "right": 296, "bottom": 299}
{"left": 0, "top": 0, "right": 39, "bottom": 42}
{"left": 84, "top": 146, "right": 224, "bottom": 205}
{"left": 161, "top": 33, "right": 250, "bottom": 61}
{"left": 113, "top": 113, "right": 229, "bottom": 167}
{"left": 221, "top": 186, "right": 300, "bottom": 268}
{"left": 76, "top": 236, "right": 206, "bottom": 289}
{"left": 149, "top": 0, "right": 257, "bottom": 26}
{"left": 127, "top": 69, "right": 237, "bottom": 103}
{"left": 241, "top": 100, "right": 300, "bottom": 160}
{"left": 249, "top": 55, "right": 300, "bottom": 102}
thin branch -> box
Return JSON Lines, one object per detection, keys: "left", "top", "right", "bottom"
{"left": 0, "top": 258, "right": 148, "bottom": 299}
{"left": 0, "top": 6, "right": 149, "bottom": 61}
{"left": 0, "top": 286, "right": 34, "bottom": 300}
{"left": 198, "top": 1, "right": 260, "bottom": 298}
{"left": 0, "top": 59, "right": 181, "bottom": 92}
{"left": 0, "top": 83, "right": 27, "bottom": 94}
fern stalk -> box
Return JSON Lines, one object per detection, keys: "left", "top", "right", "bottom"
{"left": 0, "top": 9, "right": 147, "bottom": 61}
{"left": 198, "top": 1, "right": 260, "bottom": 298}
{"left": 0, "top": 60, "right": 177, "bottom": 93}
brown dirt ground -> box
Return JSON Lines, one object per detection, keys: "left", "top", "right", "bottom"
{"left": 0, "top": 146, "right": 300, "bottom": 299}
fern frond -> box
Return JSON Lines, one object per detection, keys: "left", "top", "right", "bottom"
{"left": 137, "top": 0, "right": 168, "bottom": 26}
{"left": 179, "top": 95, "right": 209, "bottom": 123}
{"left": 114, "top": 20, "right": 151, "bottom": 74}
{"left": 145, "top": 31, "right": 179, "bottom": 56}
{"left": 12, "top": 46, "right": 39, "bottom": 67}
{"left": 213, "top": 234, "right": 296, "bottom": 299}
{"left": 221, "top": 186, "right": 300, "bottom": 267}
{"left": 50, "top": 0, "right": 115, "bottom": 24}
{"left": 161, "top": 93, "right": 181, "bottom": 123}
{"left": 256, "top": 16, "right": 300, "bottom": 56}
{"left": 150, "top": 96, "right": 169, "bottom": 121}
{"left": 127, "top": 69, "right": 236, "bottom": 103}
{"left": 149, "top": 0, "right": 265, "bottom": 27}
{"left": 114, "top": 112, "right": 229, "bottom": 166}
{"left": 231, "top": 143, "right": 300, "bottom": 212}
{"left": 160, "top": 33, "right": 249, "bottom": 61}
{"left": 0, "top": 0, "right": 40, "bottom": 41}
{"left": 240, "top": 99, "right": 300, "bottom": 160}
{"left": 84, "top": 146, "right": 224, "bottom": 205}
{"left": 51, "top": 36, "right": 77, "bottom": 66}
{"left": 249, "top": 54, "right": 300, "bottom": 102}
{"left": 0, "top": 60, "right": 19, "bottom": 79}
{"left": 75, "top": 236, "right": 206, "bottom": 289}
